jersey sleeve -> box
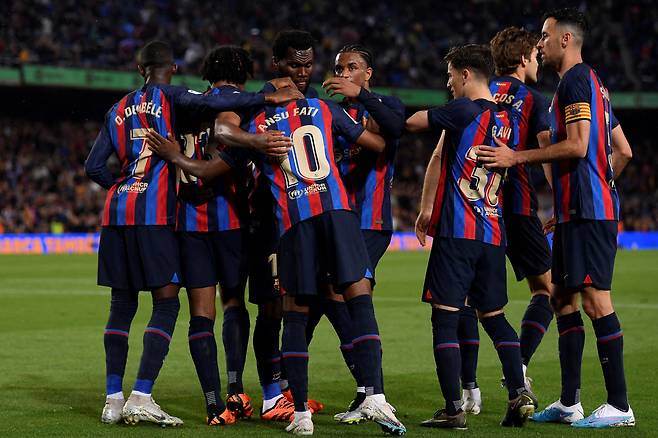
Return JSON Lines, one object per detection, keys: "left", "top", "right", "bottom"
{"left": 559, "top": 69, "right": 592, "bottom": 125}
{"left": 530, "top": 91, "right": 551, "bottom": 135}
{"left": 218, "top": 146, "right": 253, "bottom": 170}
{"left": 610, "top": 105, "right": 620, "bottom": 129}
{"left": 85, "top": 113, "right": 116, "bottom": 189}
{"left": 358, "top": 89, "right": 405, "bottom": 138}
{"left": 328, "top": 101, "right": 366, "bottom": 143}
{"left": 427, "top": 98, "right": 476, "bottom": 132}
{"left": 171, "top": 87, "right": 266, "bottom": 122}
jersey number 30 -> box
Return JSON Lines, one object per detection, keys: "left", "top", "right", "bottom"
{"left": 281, "top": 125, "right": 331, "bottom": 188}
{"left": 458, "top": 146, "right": 504, "bottom": 206}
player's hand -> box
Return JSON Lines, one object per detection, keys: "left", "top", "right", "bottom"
{"left": 415, "top": 210, "right": 432, "bottom": 247}
{"left": 145, "top": 130, "right": 181, "bottom": 161}
{"left": 268, "top": 77, "right": 297, "bottom": 90}
{"left": 476, "top": 137, "right": 517, "bottom": 169}
{"left": 322, "top": 77, "right": 362, "bottom": 98}
{"left": 543, "top": 217, "right": 556, "bottom": 235}
{"left": 265, "top": 87, "right": 304, "bottom": 105}
{"left": 251, "top": 130, "right": 292, "bottom": 157}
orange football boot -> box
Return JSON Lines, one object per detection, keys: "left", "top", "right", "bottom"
{"left": 226, "top": 393, "right": 254, "bottom": 419}
{"left": 206, "top": 408, "right": 236, "bottom": 426}
{"left": 260, "top": 395, "right": 295, "bottom": 422}
{"left": 282, "top": 388, "right": 324, "bottom": 413}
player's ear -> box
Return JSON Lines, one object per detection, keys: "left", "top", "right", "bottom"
{"left": 171, "top": 64, "right": 178, "bottom": 74}
{"left": 364, "top": 67, "right": 373, "bottom": 82}
{"left": 272, "top": 57, "right": 280, "bottom": 73}
{"left": 520, "top": 55, "right": 528, "bottom": 68}
{"left": 137, "top": 64, "right": 145, "bottom": 77}
{"left": 462, "top": 69, "right": 469, "bottom": 84}
{"left": 561, "top": 31, "right": 570, "bottom": 48}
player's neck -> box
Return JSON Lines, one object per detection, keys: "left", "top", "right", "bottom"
{"left": 213, "top": 80, "right": 243, "bottom": 90}
{"left": 465, "top": 82, "right": 495, "bottom": 102}
{"left": 509, "top": 70, "right": 525, "bottom": 83}
{"left": 558, "top": 51, "right": 583, "bottom": 78}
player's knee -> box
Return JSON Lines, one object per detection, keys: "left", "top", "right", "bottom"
{"left": 220, "top": 285, "right": 245, "bottom": 308}
{"left": 477, "top": 308, "right": 504, "bottom": 320}
{"left": 110, "top": 289, "right": 139, "bottom": 316}
{"left": 259, "top": 299, "right": 283, "bottom": 320}
{"left": 581, "top": 290, "right": 614, "bottom": 320}
{"left": 153, "top": 295, "right": 181, "bottom": 317}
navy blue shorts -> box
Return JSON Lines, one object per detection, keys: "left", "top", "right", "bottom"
{"left": 504, "top": 214, "right": 551, "bottom": 281}
{"left": 422, "top": 237, "right": 507, "bottom": 312}
{"left": 247, "top": 215, "right": 282, "bottom": 304}
{"left": 552, "top": 220, "right": 617, "bottom": 290}
{"left": 278, "top": 210, "right": 373, "bottom": 296}
{"left": 98, "top": 225, "right": 181, "bottom": 291}
{"left": 179, "top": 229, "right": 248, "bottom": 290}
{"left": 363, "top": 230, "right": 392, "bottom": 271}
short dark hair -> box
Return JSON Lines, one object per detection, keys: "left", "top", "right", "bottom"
{"left": 137, "top": 40, "right": 174, "bottom": 68}
{"left": 272, "top": 30, "right": 315, "bottom": 60}
{"left": 444, "top": 44, "right": 494, "bottom": 79}
{"left": 542, "top": 8, "right": 589, "bottom": 42}
{"left": 201, "top": 45, "right": 254, "bottom": 85}
{"left": 338, "top": 44, "right": 374, "bottom": 68}
{"left": 490, "top": 27, "right": 539, "bottom": 75}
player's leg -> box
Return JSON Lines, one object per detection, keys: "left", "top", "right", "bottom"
{"left": 506, "top": 214, "right": 554, "bottom": 375}
{"left": 420, "top": 237, "right": 473, "bottom": 430}
{"left": 571, "top": 220, "right": 633, "bottom": 428}
{"left": 457, "top": 304, "right": 481, "bottom": 414}
{"left": 97, "top": 226, "right": 138, "bottom": 423}
{"left": 178, "top": 231, "right": 232, "bottom": 425}
{"left": 328, "top": 213, "right": 403, "bottom": 434}
{"left": 123, "top": 226, "right": 183, "bottom": 426}
{"left": 187, "top": 286, "right": 235, "bottom": 425}
{"left": 532, "top": 221, "right": 585, "bottom": 424}
{"left": 472, "top": 241, "right": 536, "bottom": 427}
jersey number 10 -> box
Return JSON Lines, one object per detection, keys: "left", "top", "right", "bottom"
{"left": 281, "top": 125, "right": 331, "bottom": 188}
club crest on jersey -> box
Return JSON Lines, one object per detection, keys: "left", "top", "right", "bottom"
{"left": 258, "top": 106, "right": 320, "bottom": 131}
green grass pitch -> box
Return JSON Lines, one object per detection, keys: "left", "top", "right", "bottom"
{"left": 1, "top": 251, "right": 656, "bottom": 437}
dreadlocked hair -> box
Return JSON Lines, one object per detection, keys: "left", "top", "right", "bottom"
{"left": 338, "top": 44, "right": 374, "bottom": 68}
{"left": 201, "top": 45, "right": 254, "bottom": 85}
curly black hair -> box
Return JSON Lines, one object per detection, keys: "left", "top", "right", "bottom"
{"left": 201, "top": 45, "right": 254, "bottom": 85}
{"left": 272, "top": 30, "right": 315, "bottom": 60}
{"left": 338, "top": 44, "right": 374, "bottom": 68}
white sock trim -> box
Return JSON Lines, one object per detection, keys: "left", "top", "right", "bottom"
{"left": 107, "top": 392, "right": 124, "bottom": 400}
{"left": 130, "top": 390, "right": 151, "bottom": 397}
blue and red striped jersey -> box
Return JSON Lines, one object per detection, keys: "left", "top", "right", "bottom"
{"left": 427, "top": 98, "right": 516, "bottom": 246}
{"left": 549, "top": 63, "right": 619, "bottom": 223}
{"left": 86, "top": 83, "right": 266, "bottom": 227}
{"left": 224, "top": 98, "right": 365, "bottom": 236}
{"left": 176, "top": 86, "right": 248, "bottom": 232}
{"left": 490, "top": 76, "right": 550, "bottom": 217}
{"left": 335, "top": 93, "right": 404, "bottom": 231}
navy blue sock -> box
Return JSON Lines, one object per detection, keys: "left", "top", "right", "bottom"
{"left": 480, "top": 313, "right": 525, "bottom": 400}
{"left": 520, "top": 294, "right": 553, "bottom": 366}
{"left": 557, "top": 311, "right": 585, "bottom": 406}
{"left": 593, "top": 313, "right": 628, "bottom": 411}
{"left": 253, "top": 314, "right": 282, "bottom": 392}
{"left": 104, "top": 289, "right": 138, "bottom": 395}
{"left": 324, "top": 299, "right": 362, "bottom": 387}
{"left": 347, "top": 294, "right": 383, "bottom": 395}
{"left": 304, "top": 302, "right": 324, "bottom": 345}
{"left": 281, "top": 311, "right": 309, "bottom": 412}
{"left": 432, "top": 308, "right": 463, "bottom": 415}
{"left": 134, "top": 296, "right": 180, "bottom": 393}
{"left": 223, "top": 305, "right": 250, "bottom": 395}
{"left": 188, "top": 316, "right": 225, "bottom": 412}
{"left": 457, "top": 306, "right": 479, "bottom": 390}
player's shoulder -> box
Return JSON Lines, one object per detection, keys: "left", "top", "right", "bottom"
{"left": 372, "top": 91, "right": 405, "bottom": 111}
{"left": 562, "top": 62, "right": 594, "bottom": 85}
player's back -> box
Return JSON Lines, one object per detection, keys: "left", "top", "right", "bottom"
{"left": 490, "top": 76, "right": 550, "bottom": 216}
{"left": 246, "top": 98, "right": 364, "bottom": 235}
{"left": 102, "top": 84, "right": 177, "bottom": 226}
{"left": 429, "top": 98, "right": 515, "bottom": 246}
{"left": 549, "top": 62, "right": 618, "bottom": 223}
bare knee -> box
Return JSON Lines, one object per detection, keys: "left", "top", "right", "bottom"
{"left": 581, "top": 288, "right": 614, "bottom": 320}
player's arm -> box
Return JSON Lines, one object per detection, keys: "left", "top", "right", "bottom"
{"left": 322, "top": 78, "right": 405, "bottom": 138}
{"left": 478, "top": 120, "right": 590, "bottom": 169}
{"left": 415, "top": 131, "right": 445, "bottom": 246}
{"left": 610, "top": 124, "right": 632, "bottom": 177}
{"left": 145, "top": 130, "right": 231, "bottom": 181}
{"left": 214, "top": 111, "right": 291, "bottom": 157}
{"left": 330, "top": 100, "right": 385, "bottom": 152}
{"left": 405, "top": 110, "right": 430, "bottom": 133}
{"left": 85, "top": 122, "right": 115, "bottom": 189}
{"left": 537, "top": 130, "right": 553, "bottom": 189}
{"left": 354, "top": 129, "right": 386, "bottom": 152}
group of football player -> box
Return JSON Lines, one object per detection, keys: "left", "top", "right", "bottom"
{"left": 86, "top": 6, "right": 635, "bottom": 435}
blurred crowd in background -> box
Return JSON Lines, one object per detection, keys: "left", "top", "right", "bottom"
{"left": 1, "top": 0, "right": 657, "bottom": 233}
{"left": 1, "top": 118, "right": 655, "bottom": 234}
{"left": 1, "top": 0, "right": 656, "bottom": 91}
